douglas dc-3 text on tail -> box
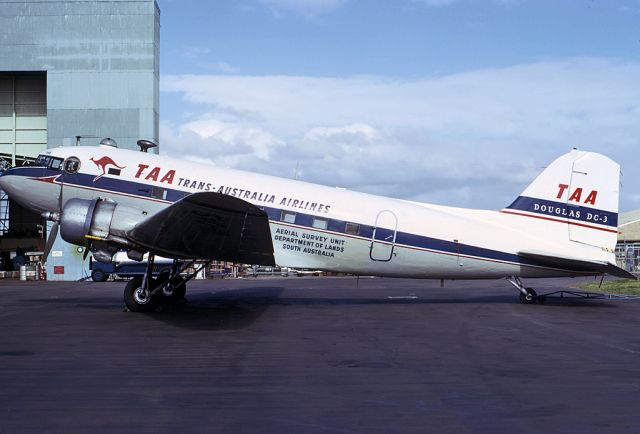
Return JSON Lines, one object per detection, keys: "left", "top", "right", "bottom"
{"left": 0, "top": 144, "right": 633, "bottom": 311}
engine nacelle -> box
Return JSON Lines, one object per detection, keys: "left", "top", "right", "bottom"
{"left": 59, "top": 198, "right": 146, "bottom": 262}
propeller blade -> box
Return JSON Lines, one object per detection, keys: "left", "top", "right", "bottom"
{"left": 57, "top": 179, "right": 63, "bottom": 212}
{"left": 43, "top": 221, "right": 59, "bottom": 263}
{"left": 83, "top": 246, "right": 90, "bottom": 261}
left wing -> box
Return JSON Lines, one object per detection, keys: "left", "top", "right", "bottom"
{"left": 126, "top": 192, "right": 275, "bottom": 265}
{"left": 518, "top": 250, "right": 636, "bottom": 279}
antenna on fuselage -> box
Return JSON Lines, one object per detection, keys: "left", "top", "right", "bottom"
{"left": 75, "top": 135, "right": 98, "bottom": 146}
{"left": 137, "top": 139, "right": 157, "bottom": 153}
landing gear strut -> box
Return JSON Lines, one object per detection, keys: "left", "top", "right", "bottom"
{"left": 123, "top": 255, "right": 212, "bottom": 312}
{"left": 507, "top": 276, "right": 537, "bottom": 304}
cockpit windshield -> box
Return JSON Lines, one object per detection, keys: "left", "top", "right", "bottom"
{"left": 33, "top": 154, "right": 64, "bottom": 170}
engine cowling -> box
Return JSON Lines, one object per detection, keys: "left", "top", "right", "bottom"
{"left": 59, "top": 198, "right": 146, "bottom": 262}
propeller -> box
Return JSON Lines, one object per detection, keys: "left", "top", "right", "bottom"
{"left": 42, "top": 177, "right": 63, "bottom": 263}
{"left": 42, "top": 215, "right": 59, "bottom": 262}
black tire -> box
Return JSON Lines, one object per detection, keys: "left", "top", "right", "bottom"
{"left": 161, "top": 275, "right": 187, "bottom": 303}
{"left": 153, "top": 272, "right": 187, "bottom": 302}
{"left": 123, "top": 276, "right": 159, "bottom": 312}
{"left": 519, "top": 287, "right": 537, "bottom": 304}
{"left": 170, "top": 275, "right": 187, "bottom": 301}
{"left": 91, "top": 269, "right": 108, "bottom": 282}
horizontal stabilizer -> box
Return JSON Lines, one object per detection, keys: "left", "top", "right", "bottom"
{"left": 127, "top": 192, "right": 275, "bottom": 265}
{"left": 518, "top": 250, "right": 636, "bottom": 279}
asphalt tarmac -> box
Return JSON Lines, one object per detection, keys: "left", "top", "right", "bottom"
{"left": 1, "top": 276, "right": 639, "bottom": 434}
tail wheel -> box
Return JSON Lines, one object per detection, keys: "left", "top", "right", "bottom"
{"left": 519, "top": 287, "right": 537, "bottom": 304}
{"left": 124, "top": 276, "right": 159, "bottom": 312}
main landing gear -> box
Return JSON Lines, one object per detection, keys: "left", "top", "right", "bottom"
{"left": 507, "top": 276, "right": 538, "bottom": 304}
{"left": 123, "top": 255, "right": 212, "bottom": 312}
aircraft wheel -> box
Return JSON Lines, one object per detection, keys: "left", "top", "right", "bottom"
{"left": 91, "top": 269, "right": 108, "bottom": 282}
{"left": 170, "top": 275, "right": 187, "bottom": 300}
{"left": 124, "top": 276, "right": 159, "bottom": 312}
{"left": 519, "top": 287, "right": 537, "bottom": 304}
{"left": 157, "top": 273, "right": 187, "bottom": 303}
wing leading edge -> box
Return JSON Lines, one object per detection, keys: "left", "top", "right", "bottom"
{"left": 518, "top": 250, "right": 636, "bottom": 279}
{"left": 127, "top": 192, "right": 275, "bottom": 265}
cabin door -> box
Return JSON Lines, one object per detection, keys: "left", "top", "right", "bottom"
{"left": 369, "top": 210, "right": 397, "bottom": 262}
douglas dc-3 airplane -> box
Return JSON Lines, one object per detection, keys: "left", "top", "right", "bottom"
{"left": 0, "top": 142, "right": 633, "bottom": 311}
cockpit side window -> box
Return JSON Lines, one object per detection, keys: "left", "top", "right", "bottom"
{"left": 48, "top": 158, "right": 63, "bottom": 171}
{"left": 34, "top": 155, "right": 49, "bottom": 167}
{"left": 33, "top": 155, "right": 64, "bottom": 170}
{"left": 63, "top": 157, "right": 81, "bottom": 174}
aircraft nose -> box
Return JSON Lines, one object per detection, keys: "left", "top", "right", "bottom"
{"left": 0, "top": 167, "right": 55, "bottom": 214}
{"left": 0, "top": 168, "right": 22, "bottom": 200}
{"left": 0, "top": 168, "right": 12, "bottom": 191}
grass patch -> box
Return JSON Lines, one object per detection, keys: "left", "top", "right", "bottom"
{"left": 576, "top": 279, "right": 640, "bottom": 295}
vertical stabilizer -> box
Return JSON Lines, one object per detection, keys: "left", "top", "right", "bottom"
{"left": 502, "top": 150, "right": 620, "bottom": 250}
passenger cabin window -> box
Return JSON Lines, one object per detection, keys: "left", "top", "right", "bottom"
{"left": 312, "top": 217, "right": 328, "bottom": 230}
{"left": 151, "top": 186, "right": 167, "bottom": 200}
{"left": 63, "top": 157, "right": 81, "bottom": 174}
{"left": 345, "top": 222, "right": 360, "bottom": 236}
{"left": 281, "top": 210, "right": 296, "bottom": 224}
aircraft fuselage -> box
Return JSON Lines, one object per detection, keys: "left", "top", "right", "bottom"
{"left": 0, "top": 146, "right": 616, "bottom": 280}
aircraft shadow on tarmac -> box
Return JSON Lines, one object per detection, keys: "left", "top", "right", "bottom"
{"left": 156, "top": 291, "right": 620, "bottom": 331}
{"left": 153, "top": 289, "right": 620, "bottom": 331}
{"left": 26, "top": 286, "right": 618, "bottom": 331}
{"left": 175, "top": 286, "right": 620, "bottom": 308}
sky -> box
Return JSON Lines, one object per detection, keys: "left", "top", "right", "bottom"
{"left": 156, "top": 0, "right": 640, "bottom": 212}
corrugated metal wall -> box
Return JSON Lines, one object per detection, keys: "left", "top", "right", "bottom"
{"left": 0, "top": 0, "right": 160, "bottom": 152}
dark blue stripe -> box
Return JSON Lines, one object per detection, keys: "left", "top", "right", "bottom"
{"left": 3, "top": 167, "right": 49, "bottom": 177}
{"left": 506, "top": 196, "right": 617, "bottom": 227}
{"left": 395, "top": 231, "right": 530, "bottom": 265}
{"left": 4, "top": 167, "right": 553, "bottom": 269}
{"left": 3, "top": 167, "right": 190, "bottom": 203}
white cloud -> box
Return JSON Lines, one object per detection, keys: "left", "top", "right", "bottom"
{"left": 181, "top": 46, "right": 211, "bottom": 59}
{"left": 178, "top": 46, "right": 238, "bottom": 73}
{"left": 161, "top": 115, "right": 284, "bottom": 166}
{"left": 160, "top": 58, "right": 640, "bottom": 210}
{"left": 411, "top": 0, "right": 460, "bottom": 6}
{"left": 258, "top": 0, "right": 347, "bottom": 17}
{"left": 203, "top": 62, "right": 238, "bottom": 74}
{"left": 411, "top": 0, "right": 524, "bottom": 6}
{"left": 304, "top": 123, "right": 380, "bottom": 141}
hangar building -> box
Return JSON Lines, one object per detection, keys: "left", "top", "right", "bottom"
{"left": 616, "top": 210, "right": 640, "bottom": 274}
{"left": 0, "top": 0, "right": 160, "bottom": 280}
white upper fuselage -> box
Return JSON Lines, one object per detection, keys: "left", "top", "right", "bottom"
{"left": 0, "top": 145, "right": 616, "bottom": 279}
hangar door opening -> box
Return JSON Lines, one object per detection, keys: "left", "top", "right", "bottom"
{"left": 0, "top": 72, "right": 47, "bottom": 166}
{"left": 0, "top": 72, "right": 47, "bottom": 237}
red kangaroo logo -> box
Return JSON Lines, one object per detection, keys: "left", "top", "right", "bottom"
{"left": 90, "top": 156, "right": 126, "bottom": 181}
